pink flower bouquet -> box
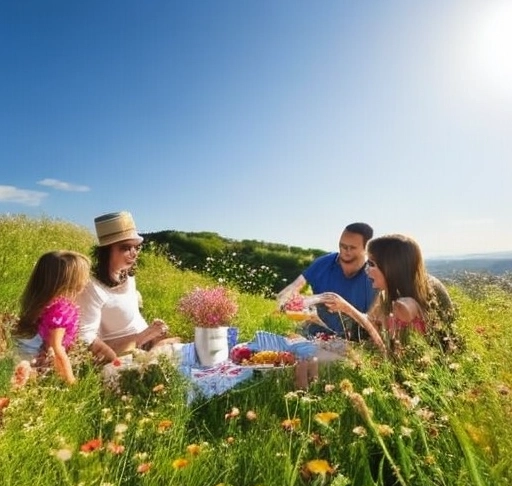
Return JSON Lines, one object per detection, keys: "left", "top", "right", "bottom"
{"left": 178, "top": 286, "right": 238, "bottom": 328}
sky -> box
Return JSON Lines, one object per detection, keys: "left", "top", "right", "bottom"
{"left": 1, "top": 0, "right": 511, "bottom": 258}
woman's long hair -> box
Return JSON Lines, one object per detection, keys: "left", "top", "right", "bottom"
{"left": 368, "top": 234, "right": 429, "bottom": 315}
{"left": 91, "top": 245, "right": 137, "bottom": 287}
{"left": 15, "top": 251, "right": 91, "bottom": 337}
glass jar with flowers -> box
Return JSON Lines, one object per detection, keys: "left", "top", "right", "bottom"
{"left": 177, "top": 286, "right": 238, "bottom": 366}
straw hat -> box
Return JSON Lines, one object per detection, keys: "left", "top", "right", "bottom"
{"left": 94, "top": 211, "right": 143, "bottom": 247}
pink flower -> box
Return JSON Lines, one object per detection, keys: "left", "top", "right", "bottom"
{"left": 178, "top": 286, "right": 238, "bottom": 328}
{"left": 107, "top": 442, "right": 125, "bottom": 454}
{"left": 137, "top": 462, "right": 152, "bottom": 474}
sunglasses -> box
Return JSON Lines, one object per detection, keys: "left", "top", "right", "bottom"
{"left": 366, "top": 260, "right": 378, "bottom": 268}
{"left": 117, "top": 243, "right": 142, "bottom": 253}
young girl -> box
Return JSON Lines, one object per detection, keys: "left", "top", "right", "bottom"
{"left": 13, "top": 250, "right": 91, "bottom": 385}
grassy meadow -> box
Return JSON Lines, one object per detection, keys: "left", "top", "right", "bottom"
{"left": 0, "top": 214, "right": 511, "bottom": 486}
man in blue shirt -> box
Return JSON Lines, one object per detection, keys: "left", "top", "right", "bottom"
{"left": 277, "top": 222, "right": 376, "bottom": 341}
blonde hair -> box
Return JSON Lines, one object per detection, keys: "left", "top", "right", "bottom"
{"left": 15, "top": 251, "right": 91, "bottom": 337}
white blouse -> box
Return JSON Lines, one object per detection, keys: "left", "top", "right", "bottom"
{"left": 78, "top": 276, "right": 148, "bottom": 345}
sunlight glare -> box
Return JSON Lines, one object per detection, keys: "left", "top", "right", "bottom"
{"left": 472, "top": 0, "right": 512, "bottom": 101}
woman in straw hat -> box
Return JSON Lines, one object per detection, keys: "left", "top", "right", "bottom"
{"left": 78, "top": 211, "right": 178, "bottom": 362}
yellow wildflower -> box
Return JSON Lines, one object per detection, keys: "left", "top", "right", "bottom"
{"left": 305, "top": 459, "right": 334, "bottom": 476}
{"left": 172, "top": 458, "right": 189, "bottom": 469}
{"left": 314, "top": 412, "right": 339, "bottom": 426}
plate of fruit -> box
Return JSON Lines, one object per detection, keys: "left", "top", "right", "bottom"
{"left": 230, "top": 344, "right": 296, "bottom": 369}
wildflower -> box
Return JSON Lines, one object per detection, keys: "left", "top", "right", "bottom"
{"left": 0, "top": 397, "right": 9, "bottom": 411}
{"left": 157, "top": 419, "right": 173, "bottom": 432}
{"left": 101, "top": 408, "right": 113, "bottom": 422}
{"left": 424, "top": 455, "right": 436, "bottom": 465}
{"left": 416, "top": 408, "right": 435, "bottom": 421}
{"left": 281, "top": 418, "right": 301, "bottom": 431}
{"left": 362, "top": 387, "right": 374, "bottom": 395}
{"left": 115, "top": 423, "right": 128, "bottom": 435}
{"left": 80, "top": 438, "right": 103, "bottom": 453}
{"left": 11, "top": 360, "right": 33, "bottom": 388}
{"left": 314, "top": 412, "right": 339, "bottom": 426}
{"left": 305, "top": 459, "right": 335, "bottom": 476}
{"left": 137, "top": 462, "right": 152, "bottom": 474}
{"left": 152, "top": 384, "right": 165, "bottom": 393}
{"left": 352, "top": 426, "right": 367, "bottom": 437}
{"left": 107, "top": 442, "right": 125, "bottom": 455}
{"left": 53, "top": 448, "right": 73, "bottom": 461}
{"left": 391, "top": 383, "right": 420, "bottom": 410}
{"left": 345, "top": 348, "right": 363, "bottom": 368}
{"left": 133, "top": 452, "right": 149, "bottom": 461}
{"left": 112, "top": 358, "right": 122, "bottom": 367}
{"left": 400, "top": 426, "right": 413, "bottom": 437}
{"left": 172, "top": 458, "right": 189, "bottom": 469}
{"left": 138, "top": 417, "right": 152, "bottom": 427}
{"left": 300, "top": 395, "right": 318, "bottom": 403}
{"left": 186, "top": 443, "right": 201, "bottom": 455}
{"left": 339, "top": 379, "right": 353, "bottom": 395}
{"left": 284, "top": 391, "right": 300, "bottom": 400}
{"left": 324, "top": 384, "right": 335, "bottom": 393}
{"left": 246, "top": 410, "right": 257, "bottom": 421}
{"left": 376, "top": 424, "right": 394, "bottom": 437}
{"left": 225, "top": 407, "right": 240, "bottom": 419}
{"left": 226, "top": 436, "right": 235, "bottom": 444}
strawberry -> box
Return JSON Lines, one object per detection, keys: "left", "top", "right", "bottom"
{"left": 230, "top": 346, "right": 253, "bottom": 364}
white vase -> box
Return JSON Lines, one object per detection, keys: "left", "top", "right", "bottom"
{"left": 194, "top": 326, "right": 229, "bottom": 367}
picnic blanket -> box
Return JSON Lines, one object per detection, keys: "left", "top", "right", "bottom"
{"left": 102, "top": 331, "right": 323, "bottom": 402}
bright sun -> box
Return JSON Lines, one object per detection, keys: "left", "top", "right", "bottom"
{"left": 471, "top": 0, "right": 512, "bottom": 101}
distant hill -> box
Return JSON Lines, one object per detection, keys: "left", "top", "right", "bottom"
{"left": 426, "top": 252, "right": 512, "bottom": 277}
{"left": 143, "top": 230, "right": 512, "bottom": 281}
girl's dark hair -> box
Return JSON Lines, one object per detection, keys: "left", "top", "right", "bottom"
{"left": 367, "top": 234, "right": 428, "bottom": 314}
{"left": 91, "top": 245, "right": 137, "bottom": 287}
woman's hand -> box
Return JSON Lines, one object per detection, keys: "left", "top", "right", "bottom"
{"left": 89, "top": 338, "right": 118, "bottom": 364}
{"left": 150, "top": 319, "right": 169, "bottom": 337}
{"left": 320, "top": 292, "right": 351, "bottom": 314}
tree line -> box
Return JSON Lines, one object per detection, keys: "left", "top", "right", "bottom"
{"left": 141, "top": 230, "right": 327, "bottom": 296}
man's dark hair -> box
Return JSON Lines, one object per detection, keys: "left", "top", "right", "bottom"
{"left": 344, "top": 222, "right": 374, "bottom": 245}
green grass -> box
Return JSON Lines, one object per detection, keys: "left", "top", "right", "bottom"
{"left": 1, "top": 214, "right": 511, "bottom": 485}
